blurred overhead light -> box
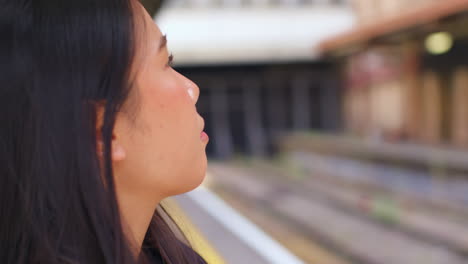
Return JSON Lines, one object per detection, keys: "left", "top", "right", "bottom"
{"left": 425, "top": 32, "right": 453, "bottom": 55}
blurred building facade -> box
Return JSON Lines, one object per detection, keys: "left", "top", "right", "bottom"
{"left": 166, "top": 0, "right": 349, "bottom": 8}
{"left": 351, "top": 0, "right": 437, "bottom": 25}
{"left": 321, "top": 0, "right": 468, "bottom": 148}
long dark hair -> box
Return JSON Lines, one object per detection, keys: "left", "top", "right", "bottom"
{"left": 0, "top": 0, "right": 205, "bottom": 263}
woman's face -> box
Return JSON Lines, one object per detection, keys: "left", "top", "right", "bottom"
{"left": 110, "top": 4, "right": 208, "bottom": 202}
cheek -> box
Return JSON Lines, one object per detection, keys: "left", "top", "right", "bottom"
{"left": 136, "top": 73, "right": 192, "bottom": 151}
{"left": 144, "top": 71, "right": 192, "bottom": 115}
{"left": 130, "top": 72, "right": 204, "bottom": 194}
{"left": 148, "top": 83, "right": 193, "bottom": 139}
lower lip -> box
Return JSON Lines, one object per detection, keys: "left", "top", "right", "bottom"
{"left": 200, "top": 131, "right": 209, "bottom": 142}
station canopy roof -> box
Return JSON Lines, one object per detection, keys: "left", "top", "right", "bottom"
{"left": 155, "top": 3, "right": 355, "bottom": 66}
{"left": 319, "top": 0, "right": 468, "bottom": 55}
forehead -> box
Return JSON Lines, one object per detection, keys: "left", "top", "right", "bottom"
{"left": 133, "top": 2, "right": 164, "bottom": 55}
{"left": 130, "top": 2, "right": 165, "bottom": 76}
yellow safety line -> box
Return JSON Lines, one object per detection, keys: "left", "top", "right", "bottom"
{"left": 162, "top": 198, "right": 226, "bottom": 264}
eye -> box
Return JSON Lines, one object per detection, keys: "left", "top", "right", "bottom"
{"left": 167, "top": 53, "right": 174, "bottom": 67}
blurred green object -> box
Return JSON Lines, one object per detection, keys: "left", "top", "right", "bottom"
{"left": 140, "top": 0, "right": 165, "bottom": 17}
{"left": 371, "top": 196, "right": 400, "bottom": 225}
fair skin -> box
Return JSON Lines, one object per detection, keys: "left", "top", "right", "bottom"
{"left": 97, "top": 2, "right": 208, "bottom": 256}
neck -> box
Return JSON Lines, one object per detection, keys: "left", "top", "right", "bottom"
{"left": 117, "top": 190, "right": 162, "bottom": 257}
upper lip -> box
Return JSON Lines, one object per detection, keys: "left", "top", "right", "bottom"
{"left": 198, "top": 115, "right": 205, "bottom": 132}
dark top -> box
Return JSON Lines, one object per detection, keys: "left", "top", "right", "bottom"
{"left": 145, "top": 247, "right": 164, "bottom": 264}
{"left": 144, "top": 241, "right": 207, "bottom": 264}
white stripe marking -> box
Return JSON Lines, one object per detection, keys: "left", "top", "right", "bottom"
{"left": 187, "top": 187, "right": 305, "bottom": 264}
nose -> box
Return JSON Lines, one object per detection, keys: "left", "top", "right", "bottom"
{"left": 177, "top": 70, "right": 200, "bottom": 104}
{"left": 186, "top": 78, "right": 200, "bottom": 104}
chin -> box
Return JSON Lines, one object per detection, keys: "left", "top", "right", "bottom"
{"left": 188, "top": 158, "right": 208, "bottom": 191}
{"left": 173, "top": 157, "right": 208, "bottom": 196}
{"left": 172, "top": 172, "right": 206, "bottom": 196}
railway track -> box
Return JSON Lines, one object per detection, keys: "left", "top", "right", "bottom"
{"left": 208, "top": 161, "right": 468, "bottom": 264}
{"left": 214, "top": 188, "right": 351, "bottom": 264}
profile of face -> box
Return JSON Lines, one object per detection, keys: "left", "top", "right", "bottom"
{"left": 101, "top": 3, "right": 209, "bottom": 205}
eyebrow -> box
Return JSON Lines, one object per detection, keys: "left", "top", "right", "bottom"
{"left": 158, "top": 35, "right": 167, "bottom": 52}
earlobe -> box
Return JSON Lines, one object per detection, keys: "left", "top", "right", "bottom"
{"left": 96, "top": 137, "right": 126, "bottom": 161}
{"left": 112, "top": 143, "right": 126, "bottom": 162}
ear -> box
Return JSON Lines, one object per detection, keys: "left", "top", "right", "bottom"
{"left": 95, "top": 102, "right": 126, "bottom": 162}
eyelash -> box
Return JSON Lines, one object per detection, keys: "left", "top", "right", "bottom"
{"left": 167, "top": 53, "right": 174, "bottom": 67}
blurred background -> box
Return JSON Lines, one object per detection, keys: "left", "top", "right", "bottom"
{"left": 147, "top": 0, "right": 468, "bottom": 263}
